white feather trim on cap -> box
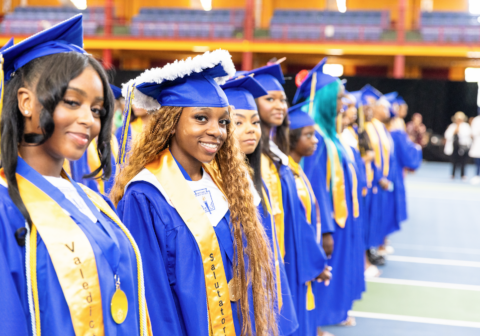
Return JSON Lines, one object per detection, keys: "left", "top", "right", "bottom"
{"left": 121, "top": 49, "right": 235, "bottom": 112}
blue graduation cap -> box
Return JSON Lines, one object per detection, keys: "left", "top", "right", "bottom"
{"left": 288, "top": 101, "right": 315, "bottom": 130}
{"left": 221, "top": 76, "right": 267, "bottom": 111}
{"left": 118, "top": 49, "right": 236, "bottom": 164}
{"left": 349, "top": 90, "right": 362, "bottom": 108}
{"left": 0, "top": 38, "right": 14, "bottom": 53}
{"left": 1, "top": 15, "right": 85, "bottom": 83}
{"left": 359, "top": 84, "right": 382, "bottom": 106}
{"left": 383, "top": 92, "right": 399, "bottom": 117}
{"left": 110, "top": 84, "right": 122, "bottom": 100}
{"left": 396, "top": 95, "right": 406, "bottom": 105}
{"left": 292, "top": 58, "right": 338, "bottom": 105}
{"left": 244, "top": 63, "right": 285, "bottom": 92}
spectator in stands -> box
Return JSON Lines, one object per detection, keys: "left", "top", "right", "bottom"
{"left": 406, "top": 113, "right": 427, "bottom": 147}
{"left": 469, "top": 111, "right": 480, "bottom": 184}
{"left": 444, "top": 111, "right": 471, "bottom": 180}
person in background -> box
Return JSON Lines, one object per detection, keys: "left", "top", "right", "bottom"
{"left": 248, "top": 62, "right": 327, "bottom": 336}
{"left": 444, "top": 111, "right": 471, "bottom": 180}
{"left": 223, "top": 75, "right": 300, "bottom": 336}
{"left": 385, "top": 93, "right": 422, "bottom": 230}
{"left": 406, "top": 113, "right": 427, "bottom": 147}
{"left": 111, "top": 84, "right": 125, "bottom": 133}
{"left": 296, "top": 59, "right": 363, "bottom": 328}
{"left": 469, "top": 111, "right": 480, "bottom": 184}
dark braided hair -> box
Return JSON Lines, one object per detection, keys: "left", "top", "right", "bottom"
{"left": 1, "top": 52, "right": 114, "bottom": 233}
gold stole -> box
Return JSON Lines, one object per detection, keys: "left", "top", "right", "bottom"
{"left": 145, "top": 149, "right": 236, "bottom": 336}
{"left": 261, "top": 187, "right": 283, "bottom": 311}
{"left": 338, "top": 137, "right": 360, "bottom": 219}
{"left": 372, "top": 118, "right": 391, "bottom": 177}
{"left": 288, "top": 157, "right": 317, "bottom": 310}
{"left": 0, "top": 171, "right": 105, "bottom": 336}
{"left": 365, "top": 121, "right": 381, "bottom": 170}
{"left": 318, "top": 125, "right": 348, "bottom": 228}
{"left": 261, "top": 154, "right": 286, "bottom": 258}
{"left": 87, "top": 137, "right": 120, "bottom": 194}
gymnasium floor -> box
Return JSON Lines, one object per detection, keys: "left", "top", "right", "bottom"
{"left": 323, "top": 162, "right": 480, "bottom": 336}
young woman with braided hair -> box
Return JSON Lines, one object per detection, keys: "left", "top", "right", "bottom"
{"left": 111, "top": 50, "right": 277, "bottom": 336}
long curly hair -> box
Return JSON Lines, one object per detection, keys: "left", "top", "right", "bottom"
{"left": 111, "top": 106, "right": 278, "bottom": 336}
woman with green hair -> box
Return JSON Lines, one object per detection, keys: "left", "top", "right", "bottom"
{"left": 293, "top": 60, "right": 365, "bottom": 328}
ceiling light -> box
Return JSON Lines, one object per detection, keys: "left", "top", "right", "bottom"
{"left": 324, "top": 64, "right": 344, "bottom": 77}
{"left": 465, "top": 67, "right": 480, "bottom": 82}
{"left": 336, "top": 0, "right": 347, "bottom": 13}
{"left": 71, "top": 0, "right": 87, "bottom": 10}
{"left": 200, "top": 0, "right": 212, "bottom": 11}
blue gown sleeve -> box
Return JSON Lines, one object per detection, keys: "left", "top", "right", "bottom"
{"left": 0, "top": 190, "right": 30, "bottom": 336}
{"left": 117, "top": 185, "right": 183, "bottom": 335}
{"left": 303, "top": 132, "right": 335, "bottom": 234}
{"left": 281, "top": 169, "right": 326, "bottom": 284}
{"left": 392, "top": 130, "right": 422, "bottom": 170}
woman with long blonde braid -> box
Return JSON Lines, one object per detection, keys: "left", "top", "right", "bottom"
{"left": 111, "top": 50, "right": 277, "bottom": 336}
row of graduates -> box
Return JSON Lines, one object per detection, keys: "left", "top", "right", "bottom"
{"left": 0, "top": 15, "right": 422, "bottom": 336}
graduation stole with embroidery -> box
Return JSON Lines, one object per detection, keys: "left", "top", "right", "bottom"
{"left": 261, "top": 154, "right": 286, "bottom": 258}
{"left": 0, "top": 162, "right": 151, "bottom": 336}
{"left": 288, "top": 156, "right": 318, "bottom": 310}
{"left": 87, "top": 137, "right": 119, "bottom": 194}
{"left": 145, "top": 149, "right": 236, "bottom": 336}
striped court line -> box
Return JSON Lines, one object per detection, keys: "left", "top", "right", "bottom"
{"left": 349, "top": 311, "right": 480, "bottom": 329}
{"left": 366, "top": 277, "right": 480, "bottom": 291}
{"left": 393, "top": 243, "right": 480, "bottom": 255}
{"left": 386, "top": 255, "right": 480, "bottom": 268}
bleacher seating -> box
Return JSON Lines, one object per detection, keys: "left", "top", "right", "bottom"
{"left": 0, "top": 6, "right": 103, "bottom": 36}
{"left": 420, "top": 11, "right": 480, "bottom": 42}
{"left": 269, "top": 10, "right": 388, "bottom": 41}
{"left": 131, "top": 8, "right": 244, "bottom": 39}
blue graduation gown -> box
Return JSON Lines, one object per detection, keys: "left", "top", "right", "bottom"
{"left": 259, "top": 182, "right": 299, "bottom": 336}
{"left": 117, "top": 162, "right": 257, "bottom": 336}
{"left": 347, "top": 146, "right": 367, "bottom": 300}
{"left": 303, "top": 131, "right": 360, "bottom": 326}
{"left": 0, "top": 162, "right": 142, "bottom": 336}
{"left": 378, "top": 130, "right": 399, "bottom": 241}
{"left": 68, "top": 142, "right": 118, "bottom": 196}
{"left": 390, "top": 130, "right": 422, "bottom": 223}
{"left": 276, "top": 162, "right": 326, "bottom": 336}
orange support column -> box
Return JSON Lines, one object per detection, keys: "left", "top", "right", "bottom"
{"left": 242, "top": 0, "right": 254, "bottom": 71}
{"left": 103, "top": 0, "right": 113, "bottom": 69}
{"left": 397, "top": 0, "right": 406, "bottom": 43}
{"left": 393, "top": 55, "right": 405, "bottom": 79}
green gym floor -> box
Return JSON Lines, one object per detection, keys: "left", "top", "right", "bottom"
{"left": 323, "top": 162, "right": 480, "bottom": 336}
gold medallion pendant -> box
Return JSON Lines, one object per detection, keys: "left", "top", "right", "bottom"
{"left": 111, "top": 276, "right": 128, "bottom": 324}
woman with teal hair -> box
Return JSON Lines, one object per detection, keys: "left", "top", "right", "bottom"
{"left": 294, "top": 62, "right": 365, "bottom": 328}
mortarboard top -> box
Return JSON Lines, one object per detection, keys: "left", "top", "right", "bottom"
{"left": 0, "top": 38, "right": 14, "bottom": 53}
{"left": 396, "top": 95, "right": 406, "bottom": 105}
{"left": 288, "top": 100, "right": 315, "bottom": 130}
{"left": 110, "top": 84, "right": 122, "bottom": 100}
{"left": 359, "top": 84, "right": 382, "bottom": 106}
{"left": 245, "top": 63, "right": 285, "bottom": 93}
{"left": 1, "top": 15, "right": 85, "bottom": 82}
{"left": 123, "top": 49, "right": 235, "bottom": 112}
{"left": 221, "top": 76, "right": 267, "bottom": 111}
{"left": 292, "top": 57, "right": 338, "bottom": 105}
